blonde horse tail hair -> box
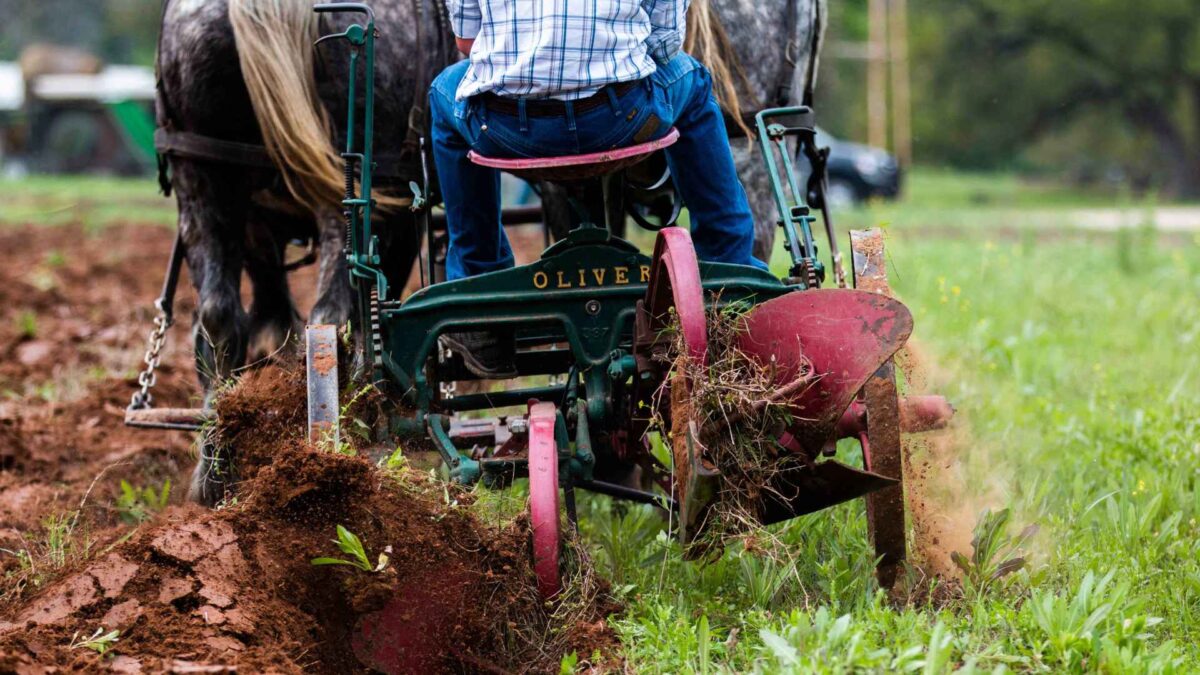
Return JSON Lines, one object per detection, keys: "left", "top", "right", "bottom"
{"left": 684, "top": 0, "right": 756, "bottom": 138}
{"left": 228, "top": 0, "right": 408, "bottom": 211}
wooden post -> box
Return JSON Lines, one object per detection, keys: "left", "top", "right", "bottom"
{"left": 867, "top": 0, "right": 889, "bottom": 151}
{"left": 889, "top": 0, "right": 913, "bottom": 166}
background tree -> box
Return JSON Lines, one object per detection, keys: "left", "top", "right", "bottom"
{"left": 0, "top": 0, "right": 158, "bottom": 65}
{"left": 912, "top": 0, "right": 1200, "bottom": 196}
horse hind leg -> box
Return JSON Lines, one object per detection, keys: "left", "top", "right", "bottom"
{"left": 174, "top": 161, "right": 252, "bottom": 397}
{"left": 173, "top": 160, "right": 251, "bottom": 506}
{"left": 244, "top": 208, "right": 303, "bottom": 364}
{"left": 308, "top": 206, "right": 354, "bottom": 327}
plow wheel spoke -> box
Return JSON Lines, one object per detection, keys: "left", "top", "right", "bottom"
{"left": 850, "top": 228, "right": 908, "bottom": 589}
{"left": 528, "top": 401, "right": 562, "bottom": 598}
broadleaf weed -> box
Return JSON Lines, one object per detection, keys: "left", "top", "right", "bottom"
{"left": 311, "top": 525, "right": 390, "bottom": 573}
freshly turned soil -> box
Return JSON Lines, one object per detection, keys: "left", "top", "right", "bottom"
{"left": 0, "top": 224, "right": 619, "bottom": 673}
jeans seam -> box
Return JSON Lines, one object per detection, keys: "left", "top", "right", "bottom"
{"left": 476, "top": 120, "right": 540, "bottom": 158}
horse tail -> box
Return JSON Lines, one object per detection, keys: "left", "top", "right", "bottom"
{"left": 229, "top": 0, "right": 408, "bottom": 211}
{"left": 227, "top": 0, "right": 342, "bottom": 211}
{"left": 685, "top": 0, "right": 755, "bottom": 138}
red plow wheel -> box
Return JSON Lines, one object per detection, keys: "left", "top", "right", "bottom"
{"left": 527, "top": 401, "right": 562, "bottom": 598}
{"left": 643, "top": 227, "right": 709, "bottom": 364}
{"left": 850, "top": 228, "right": 908, "bottom": 589}
{"left": 639, "top": 229, "right": 714, "bottom": 545}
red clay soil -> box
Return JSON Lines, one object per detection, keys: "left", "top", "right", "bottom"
{"left": 0, "top": 224, "right": 619, "bottom": 673}
{"left": 0, "top": 225, "right": 200, "bottom": 586}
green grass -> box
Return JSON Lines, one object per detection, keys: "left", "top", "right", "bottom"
{"left": 898, "top": 168, "right": 1132, "bottom": 210}
{"left": 584, "top": 219, "right": 1200, "bottom": 672}
{"left": 5, "top": 173, "right": 1198, "bottom": 671}
{"left": 0, "top": 175, "right": 175, "bottom": 229}
{"left": 830, "top": 168, "right": 1182, "bottom": 234}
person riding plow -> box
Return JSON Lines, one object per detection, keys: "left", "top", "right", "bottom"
{"left": 431, "top": 0, "right": 768, "bottom": 377}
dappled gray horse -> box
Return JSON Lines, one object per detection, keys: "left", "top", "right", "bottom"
{"left": 714, "top": 0, "right": 825, "bottom": 262}
{"left": 155, "top": 0, "right": 822, "bottom": 504}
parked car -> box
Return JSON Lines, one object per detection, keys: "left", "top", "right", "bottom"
{"left": 814, "top": 127, "right": 902, "bottom": 208}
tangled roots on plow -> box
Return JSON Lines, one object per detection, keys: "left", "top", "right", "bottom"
{"left": 659, "top": 306, "right": 816, "bottom": 555}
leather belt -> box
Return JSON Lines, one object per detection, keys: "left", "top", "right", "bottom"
{"left": 480, "top": 80, "right": 640, "bottom": 118}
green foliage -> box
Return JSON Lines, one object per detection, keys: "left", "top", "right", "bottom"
{"left": 322, "top": 384, "right": 377, "bottom": 455}
{"left": 911, "top": 0, "right": 1200, "bottom": 194}
{"left": 950, "top": 508, "right": 1037, "bottom": 598}
{"left": 0, "top": 0, "right": 160, "bottom": 65}
{"left": 114, "top": 479, "right": 171, "bottom": 525}
{"left": 69, "top": 627, "right": 120, "bottom": 656}
{"left": 0, "top": 176, "right": 175, "bottom": 229}
{"left": 15, "top": 311, "right": 38, "bottom": 339}
{"left": 311, "top": 525, "right": 390, "bottom": 573}
{"left": 378, "top": 447, "right": 407, "bottom": 474}
{"left": 558, "top": 651, "right": 578, "bottom": 674}
{"left": 2, "top": 511, "right": 92, "bottom": 602}
{"left": 1024, "top": 571, "right": 1181, "bottom": 671}
{"left": 41, "top": 513, "right": 80, "bottom": 570}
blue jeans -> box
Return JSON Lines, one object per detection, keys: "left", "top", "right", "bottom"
{"left": 429, "top": 54, "right": 767, "bottom": 280}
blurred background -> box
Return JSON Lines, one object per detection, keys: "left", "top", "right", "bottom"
{"left": 2, "top": 0, "right": 1198, "bottom": 203}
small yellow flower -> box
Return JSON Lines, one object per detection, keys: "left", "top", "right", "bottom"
{"left": 951, "top": 286, "right": 961, "bottom": 296}
{"left": 984, "top": 240, "right": 996, "bottom": 251}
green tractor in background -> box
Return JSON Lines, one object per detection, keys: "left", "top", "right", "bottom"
{"left": 0, "top": 44, "right": 156, "bottom": 177}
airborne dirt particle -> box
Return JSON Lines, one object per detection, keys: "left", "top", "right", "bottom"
{"left": 898, "top": 342, "right": 1008, "bottom": 588}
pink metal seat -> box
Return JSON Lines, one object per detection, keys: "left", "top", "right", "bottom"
{"left": 468, "top": 128, "right": 679, "bottom": 182}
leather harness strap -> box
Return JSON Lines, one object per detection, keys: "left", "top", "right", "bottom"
{"left": 154, "top": 128, "right": 276, "bottom": 169}
{"left": 154, "top": 128, "right": 425, "bottom": 180}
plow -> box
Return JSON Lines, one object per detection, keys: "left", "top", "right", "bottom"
{"left": 127, "top": 4, "right": 952, "bottom": 671}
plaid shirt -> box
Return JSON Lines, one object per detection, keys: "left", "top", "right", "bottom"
{"left": 448, "top": 0, "right": 688, "bottom": 101}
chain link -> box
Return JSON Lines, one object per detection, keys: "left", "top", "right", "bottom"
{"left": 129, "top": 308, "right": 172, "bottom": 410}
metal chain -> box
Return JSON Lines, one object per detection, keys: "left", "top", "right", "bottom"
{"left": 129, "top": 306, "right": 172, "bottom": 410}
